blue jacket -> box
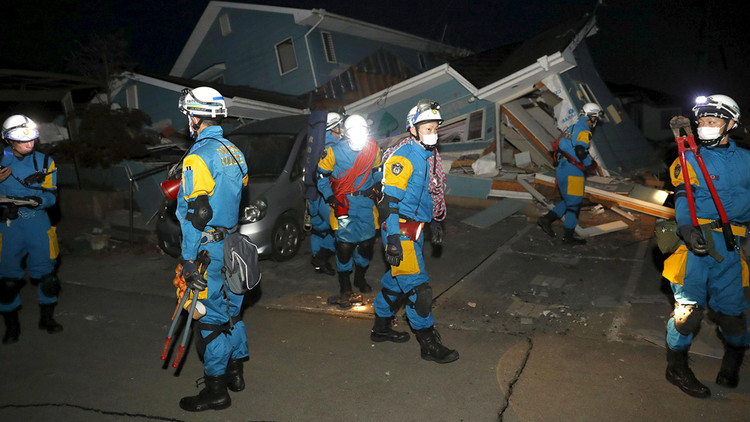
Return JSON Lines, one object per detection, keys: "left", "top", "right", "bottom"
{"left": 382, "top": 138, "right": 434, "bottom": 237}
{"left": 557, "top": 116, "right": 593, "bottom": 167}
{"left": 0, "top": 146, "right": 57, "bottom": 213}
{"left": 176, "top": 126, "right": 248, "bottom": 261}
{"left": 670, "top": 139, "right": 750, "bottom": 225}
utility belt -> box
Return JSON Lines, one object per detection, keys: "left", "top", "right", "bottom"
{"left": 200, "top": 225, "right": 238, "bottom": 245}
{"left": 382, "top": 218, "right": 424, "bottom": 241}
{"left": 0, "top": 206, "right": 45, "bottom": 221}
{"left": 697, "top": 218, "right": 748, "bottom": 238}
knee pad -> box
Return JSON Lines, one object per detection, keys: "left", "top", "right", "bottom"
{"left": 357, "top": 237, "right": 375, "bottom": 261}
{"left": 193, "top": 321, "right": 230, "bottom": 362}
{"left": 672, "top": 304, "right": 704, "bottom": 336}
{"left": 0, "top": 278, "right": 25, "bottom": 304}
{"left": 708, "top": 308, "right": 748, "bottom": 337}
{"left": 187, "top": 195, "right": 213, "bottom": 231}
{"left": 412, "top": 283, "right": 433, "bottom": 318}
{"left": 33, "top": 274, "right": 61, "bottom": 298}
{"left": 336, "top": 242, "right": 355, "bottom": 264}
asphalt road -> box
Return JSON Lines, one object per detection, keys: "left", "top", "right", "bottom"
{"left": 1, "top": 204, "right": 749, "bottom": 421}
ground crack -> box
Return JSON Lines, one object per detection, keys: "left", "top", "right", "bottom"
{"left": 498, "top": 336, "right": 533, "bottom": 422}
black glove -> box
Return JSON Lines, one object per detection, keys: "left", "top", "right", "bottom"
{"left": 430, "top": 220, "right": 444, "bottom": 246}
{"left": 325, "top": 195, "right": 344, "bottom": 208}
{"left": 385, "top": 234, "right": 403, "bottom": 266}
{"left": 24, "top": 196, "right": 42, "bottom": 207}
{"left": 181, "top": 259, "right": 207, "bottom": 291}
{"left": 678, "top": 225, "right": 708, "bottom": 256}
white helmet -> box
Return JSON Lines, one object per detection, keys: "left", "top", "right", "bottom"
{"left": 406, "top": 99, "right": 443, "bottom": 130}
{"left": 581, "top": 102, "right": 602, "bottom": 119}
{"left": 326, "top": 112, "right": 344, "bottom": 131}
{"left": 342, "top": 114, "right": 369, "bottom": 151}
{"left": 178, "top": 87, "right": 228, "bottom": 118}
{"left": 692, "top": 94, "right": 740, "bottom": 127}
{"left": 2, "top": 114, "right": 39, "bottom": 142}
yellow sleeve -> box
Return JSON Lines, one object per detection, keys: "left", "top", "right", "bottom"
{"left": 576, "top": 130, "right": 592, "bottom": 145}
{"left": 182, "top": 154, "right": 215, "bottom": 199}
{"left": 318, "top": 146, "right": 335, "bottom": 173}
{"left": 669, "top": 157, "right": 699, "bottom": 188}
{"left": 383, "top": 155, "right": 413, "bottom": 192}
{"left": 42, "top": 161, "right": 56, "bottom": 189}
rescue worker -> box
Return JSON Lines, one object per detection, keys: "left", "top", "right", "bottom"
{"left": 370, "top": 99, "right": 458, "bottom": 364}
{"left": 317, "top": 114, "right": 382, "bottom": 309}
{"left": 662, "top": 94, "right": 750, "bottom": 398}
{"left": 175, "top": 87, "right": 249, "bottom": 411}
{"left": 537, "top": 102, "right": 601, "bottom": 244}
{"left": 308, "top": 112, "right": 343, "bottom": 276}
{"left": 0, "top": 114, "right": 62, "bottom": 344}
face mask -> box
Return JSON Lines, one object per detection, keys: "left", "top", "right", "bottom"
{"left": 421, "top": 133, "right": 438, "bottom": 146}
{"left": 697, "top": 124, "right": 725, "bottom": 141}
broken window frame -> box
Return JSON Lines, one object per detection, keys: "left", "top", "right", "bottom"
{"left": 275, "top": 38, "right": 298, "bottom": 75}
{"left": 577, "top": 82, "right": 610, "bottom": 123}
{"left": 438, "top": 109, "right": 486, "bottom": 144}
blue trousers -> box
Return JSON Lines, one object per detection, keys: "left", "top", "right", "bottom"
{"left": 308, "top": 198, "right": 334, "bottom": 255}
{"left": 666, "top": 232, "right": 750, "bottom": 351}
{"left": 0, "top": 213, "right": 58, "bottom": 312}
{"left": 373, "top": 234, "right": 434, "bottom": 330}
{"left": 552, "top": 160, "right": 585, "bottom": 230}
{"left": 198, "top": 240, "right": 249, "bottom": 375}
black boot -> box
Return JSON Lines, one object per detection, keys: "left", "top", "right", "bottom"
{"left": 562, "top": 229, "right": 586, "bottom": 245}
{"left": 716, "top": 343, "right": 747, "bottom": 388}
{"left": 415, "top": 327, "right": 459, "bottom": 364}
{"left": 226, "top": 358, "right": 246, "bottom": 392}
{"left": 311, "top": 249, "right": 335, "bottom": 276}
{"left": 38, "top": 304, "right": 63, "bottom": 334}
{"left": 326, "top": 272, "right": 361, "bottom": 310}
{"left": 537, "top": 211, "right": 557, "bottom": 238}
{"left": 666, "top": 348, "right": 711, "bottom": 398}
{"left": 353, "top": 265, "right": 372, "bottom": 293}
{"left": 370, "top": 315, "right": 409, "bottom": 343}
{"left": 2, "top": 310, "right": 20, "bottom": 344}
{"left": 179, "top": 374, "right": 231, "bottom": 411}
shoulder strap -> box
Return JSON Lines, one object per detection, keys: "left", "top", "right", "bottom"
{"left": 203, "top": 136, "right": 247, "bottom": 177}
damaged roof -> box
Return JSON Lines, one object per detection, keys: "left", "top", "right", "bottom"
{"left": 450, "top": 14, "right": 593, "bottom": 89}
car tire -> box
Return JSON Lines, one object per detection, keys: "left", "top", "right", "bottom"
{"left": 270, "top": 213, "right": 301, "bottom": 261}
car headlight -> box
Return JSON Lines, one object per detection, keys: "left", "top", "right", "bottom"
{"left": 241, "top": 197, "right": 268, "bottom": 223}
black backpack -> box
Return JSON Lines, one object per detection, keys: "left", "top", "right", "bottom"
{"left": 222, "top": 230, "right": 261, "bottom": 295}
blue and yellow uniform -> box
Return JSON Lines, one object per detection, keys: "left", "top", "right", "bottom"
{"left": 373, "top": 138, "right": 435, "bottom": 330}
{"left": 663, "top": 139, "right": 750, "bottom": 352}
{"left": 316, "top": 139, "right": 381, "bottom": 273}
{"left": 308, "top": 132, "right": 340, "bottom": 263}
{"left": 0, "top": 146, "right": 59, "bottom": 312}
{"left": 551, "top": 115, "right": 594, "bottom": 230}
{"left": 176, "top": 125, "right": 249, "bottom": 376}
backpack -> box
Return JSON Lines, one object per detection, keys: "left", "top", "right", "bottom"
{"left": 222, "top": 231, "right": 261, "bottom": 295}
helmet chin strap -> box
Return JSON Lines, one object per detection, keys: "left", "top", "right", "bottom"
{"left": 188, "top": 116, "right": 203, "bottom": 139}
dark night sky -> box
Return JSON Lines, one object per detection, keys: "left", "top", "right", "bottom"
{"left": 2, "top": 0, "right": 749, "bottom": 111}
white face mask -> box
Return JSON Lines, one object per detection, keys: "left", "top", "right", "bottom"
{"left": 697, "top": 124, "right": 725, "bottom": 141}
{"left": 421, "top": 133, "right": 438, "bottom": 146}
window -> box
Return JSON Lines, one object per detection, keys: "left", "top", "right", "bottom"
{"left": 321, "top": 32, "right": 336, "bottom": 63}
{"left": 275, "top": 38, "right": 298, "bottom": 75}
{"left": 126, "top": 85, "right": 138, "bottom": 109}
{"left": 438, "top": 109, "right": 486, "bottom": 143}
{"left": 219, "top": 13, "right": 231, "bottom": 36}
{"left": 577, "top": 82, "right": 609, "bottom": 122}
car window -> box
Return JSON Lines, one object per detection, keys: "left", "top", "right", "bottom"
{"left": 289, "top": 133, "right": 306, "bottom": 180}
{"left": 229, "top": 133, "right": 296, "bottom": 178}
